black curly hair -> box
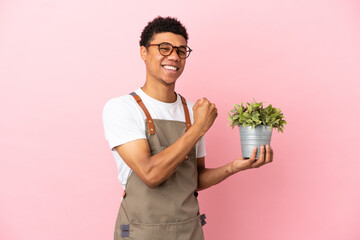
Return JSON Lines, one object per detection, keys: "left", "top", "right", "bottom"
{"left": 139, "top": 16, "right": 188, "bottom": 47}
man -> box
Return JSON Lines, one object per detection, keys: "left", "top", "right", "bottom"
{"left": 103, "top": 16, "right": 273, "bottom": 240}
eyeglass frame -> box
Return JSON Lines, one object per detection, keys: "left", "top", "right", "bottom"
{"left": 146, "top": 42, "right": 193, "bottom": 59}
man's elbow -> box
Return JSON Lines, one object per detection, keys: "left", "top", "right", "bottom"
{"left": 143, "top": 174, "right": 162, "bottom": 189}
{"left": 140, "top": 166, "right": 163, "bottom": 189}
{"left": 137, "top": 156, "right": 169, "bottom": 189}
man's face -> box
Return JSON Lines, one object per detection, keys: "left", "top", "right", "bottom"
{"left": 141, "top": 32, "right": 187, "bottom": 86}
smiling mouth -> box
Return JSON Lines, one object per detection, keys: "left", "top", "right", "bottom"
{"left": 162, "top": 65, "right": 179, "bottom": 71}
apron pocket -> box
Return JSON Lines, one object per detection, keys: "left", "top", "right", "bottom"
{"left": 128, "top": 215, "right": 204, "bottom": 240}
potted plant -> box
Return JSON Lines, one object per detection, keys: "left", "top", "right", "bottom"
{"left": 228, "top": 100, "right": 287, "bottom": 158}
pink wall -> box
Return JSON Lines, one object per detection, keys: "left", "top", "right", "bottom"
{"left": 1, "top": 0, "right": 359, "bottom": 239}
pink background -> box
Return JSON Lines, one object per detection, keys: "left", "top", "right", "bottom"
{"left": 1, "top": 0, "right": 360, "bottom": 239}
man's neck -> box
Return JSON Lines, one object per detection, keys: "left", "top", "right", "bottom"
{"left": 142, "top": 81, "right": 177, "bottom": 103}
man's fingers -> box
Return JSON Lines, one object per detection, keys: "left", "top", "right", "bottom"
{"left": 193, "top": 100, "right": 200, "bottom": 109}
{"left": 194, "top": 98, "right": 204, "bottom": 109}
{"left": 252, "top": 145, "right": 266, "bottom": 168}
{"left": 194, "top": 98, "right": 215, "bottom": 109}
{"left": 265, "top": 144, "right": 273, "bottom": 163}
{"left": 249, "top": 146, "right": 258, "bottom": 162}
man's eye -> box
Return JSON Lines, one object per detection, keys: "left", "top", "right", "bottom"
{"left": 178, "top": 48, "right": 187, "bottom": 55}
{"left": 160, "top": 47, "right": 171, "bottom": 51}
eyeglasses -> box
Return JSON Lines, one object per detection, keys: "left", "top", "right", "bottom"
{"left": 147, "top": 42, "right": 192, "bottom": 59}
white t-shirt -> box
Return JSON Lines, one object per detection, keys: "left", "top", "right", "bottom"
{"left": 102, "top": 88, "right": 206, "bottom": 190}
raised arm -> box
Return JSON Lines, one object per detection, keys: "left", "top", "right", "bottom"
{"left": 116, "top": 98, "right": 218, "bottom": 188}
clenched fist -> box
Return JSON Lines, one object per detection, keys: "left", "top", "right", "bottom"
{"left": 192, "top": 98, "right": 218, "bottom": 136}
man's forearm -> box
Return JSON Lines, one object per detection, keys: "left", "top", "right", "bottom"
{"left": 146, "top": 124, "right": 204, "bottom": 187}
{"left": 197, "top": 162, "right": 235, "bottom": 191}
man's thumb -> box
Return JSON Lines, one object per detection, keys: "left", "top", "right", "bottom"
{"left": 193, "top": 99, "right": 202, "bottom": 109}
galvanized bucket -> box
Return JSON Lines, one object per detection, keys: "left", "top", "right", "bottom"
{"left": 239, "top": 125, "right": 272, "bottom": 158}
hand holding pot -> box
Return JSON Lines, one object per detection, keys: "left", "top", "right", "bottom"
{"left": 231, "top": 144, "right": 274, "bottom": 172}
{"left": 193, "top": 98, "right": 218, "bottom": 136}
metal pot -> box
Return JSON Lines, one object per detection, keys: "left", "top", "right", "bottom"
{"left": 239, "top": 125, "right": 272, "bottom": 158}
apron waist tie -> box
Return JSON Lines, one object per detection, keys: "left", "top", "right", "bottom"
{"left": 200, "top": 214, "right": 207, "bottom": 226}
{"left": 120, "top": 224, "right": 130, "bottom": 237}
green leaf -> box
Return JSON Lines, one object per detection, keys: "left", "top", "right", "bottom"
{"left": 243, "top": 112, "right": 250, "bottom": 118}
{"left": 228, "top": 100, "right": 286, "bottom": 133}
{"left": 248, "top": 105, "right": 253, "bottom": 114}
{"left": 253, "top": 102, "right": 262, "bottom": 108}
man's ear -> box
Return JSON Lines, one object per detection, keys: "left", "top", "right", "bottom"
{"left": 140, "top": 46, "right": 147, "bottom": 61}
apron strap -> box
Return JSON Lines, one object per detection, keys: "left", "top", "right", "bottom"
{"left": 179, "top": 94, "right": 192, "bottom": 131}
{"left": 130, "top": 92, "right": 155, "bottom": 135}
{"left": 130, "top": 92, "right": 192, "bottom": 134}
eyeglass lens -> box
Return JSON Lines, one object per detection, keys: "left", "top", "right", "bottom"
{"left": 159, "top": 43, "right": 189, "bottom": 58}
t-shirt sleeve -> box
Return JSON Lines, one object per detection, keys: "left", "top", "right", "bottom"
{"left": 196, "top": 135, "right": 206, "bottom": 158}
{"left": 102, "top": 98, "right": 146, "bottom": 150}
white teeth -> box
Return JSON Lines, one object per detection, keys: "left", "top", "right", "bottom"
{"left": 163, "top": 65, "right": 177, "bottom": 71}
